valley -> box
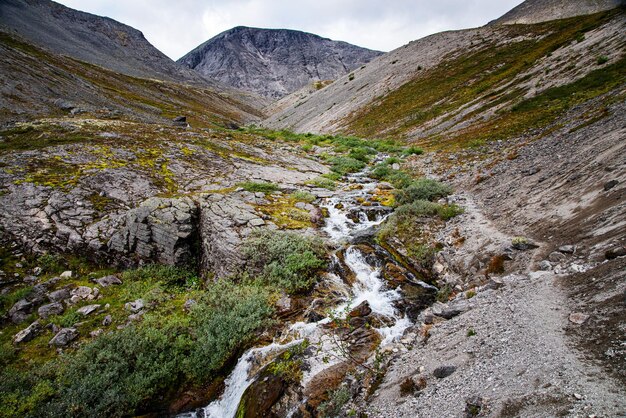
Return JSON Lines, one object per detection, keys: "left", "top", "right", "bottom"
{"left": 0, "top": 0, "right": 624, "bottom": 417}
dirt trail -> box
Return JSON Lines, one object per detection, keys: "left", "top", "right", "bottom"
{"left": 363, "top": 192, "right": 626, "bottom": 417}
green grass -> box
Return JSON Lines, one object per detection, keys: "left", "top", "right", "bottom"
{"left": 238, "top": 181, "right": 279, "bottom": 193}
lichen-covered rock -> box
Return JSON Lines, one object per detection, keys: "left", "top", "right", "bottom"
{"left": 13, "top": 320, "right": 42, "bottom": 344}
{"left": 49, "top": 327, "right": 78, "bottom": 347}
{"left": 108, "top": 197, "right": 198, "bottom": 267}
{"left": 37, "top": 302, "right": 64, "bottom": 319}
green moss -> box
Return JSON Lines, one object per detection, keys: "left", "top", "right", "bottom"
{"left": 238, "top": 181, "right": 279, "bottom": 193}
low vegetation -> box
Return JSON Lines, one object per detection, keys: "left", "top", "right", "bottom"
{"left": 238, "top": 181, "right": 279, "bottom": 193}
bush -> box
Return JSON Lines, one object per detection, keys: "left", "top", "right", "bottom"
{"left": 317, "top": 386, "right": 351, "bottom": 417}
{"left": 238, "top": 181, "right": 279, "bottom": 193}
{"left": 243, "top": 230, "right": 327, "bottom": 293}
{"left": 307, "top": 177, "right": 336, "bottom": 190}
{"left": 402, "top": 146, "right": 424, "bottom": 156}
{"left": 596, "top": 55, "right": 609, "bottom": 65}
{"left": 394, "top": 178, "right": 452, "bottom": 205}
{"left": 290, "top": 190, "right": 316, "bottom": 203}
{"left": 121, "top": 264, "right": 198, "bottom": 289}
{"left": 329, "top": 156, "right": 366, "bottom": 175}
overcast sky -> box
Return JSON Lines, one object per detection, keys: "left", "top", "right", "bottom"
{"left": 55, "top": 0, "right": 524, "bottom": 60}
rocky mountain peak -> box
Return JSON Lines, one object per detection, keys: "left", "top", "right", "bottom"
{"left": 178, "top": 26, "right": 383, "bottom": 98}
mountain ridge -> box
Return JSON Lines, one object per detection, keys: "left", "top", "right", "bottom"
{"left": 178, "top": 26, "right": 382, "bottom": 98}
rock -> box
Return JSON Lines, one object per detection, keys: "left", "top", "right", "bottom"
{"left": 69, "top": 295, "right": 82, "bottom": 304}
{"left": 48, "top": 288, "right": 71, "bottom": 302}
{"left": 349, "top": 301, "right": 372, "bottom": 318}
{"left": 248, "top": 218, "right": 265, "bottom": 227}
{"left": 90, "top": 329, "right": 104, "bottom": 338}
{"left": 391, "top": 163, "right": 401, "bottom": 170}
{"left": 433, "top": 299, "right": 471, "bottom": 319}
{"left": 548, "top": 251, "right": 566, "bottom": 262}
{"left": 94, "top": 275, "right": 122, "bottom": 287}
{"left": 485, "top": 277, "right": 504, "bottom": 290}
{"left": 13, "top": 320, "right": 42, "bottom": 344}
{"left": 32, "top": 267, "right": 43, "bottom": 276}
{"left": 603, "top": 180, "right": 618, "bottom": 191}
{"left": 512, "top": 238, "right": 539, "bottom": 251}
{"left": 605, "top": 246, "right": 626, "bottom": 260}
{"left": 71, "top": 286, "right": 93, "bottom": 299}
{"left": 521, "top": 167, "right": 540, "bottom": 176}
{"left": 102, "top": 315, "right": 112, "bottom": 326}
{"left": 77, "top": 304, "right": 101, "bottom": 316}
{"left": 432, "top": 261, "right": 445, "bottom": 275}
{"left": 38, "top": 302, "right": 64, "bottom": 319}
{"left": 22, "top": 275, "right": 37, "bottom": 284}
{"left": 125, "top": 299, "right": 144, "bottom": 313}
{"left": 569, "top": 312, "right": 589, "bottom": 325}
{"left": 538, "top": 260, "right": 552, "bottom": 271}
{"left": 295, "top": 201, "right": 307, "bottom": 210}
{"left": 183, "top": 299, "right": 197, "bottom": 312}
{"left": 49, "top": 328, "right": 79, "bottom": 347}
{"left": 378, "top": 182, "right": 394, "bottom": 190}
{"left": 309, "top": 207, "right": 324, "bottom": 225}
{"left": 60, "top": 270, "right": 72, "bottom": 278}
{"left": 558, "top": 245, "right": 576, "bottom": 254}
{"left": 9, "top": 299, "right": 34, "bottom": 324}
{"left": 53, "top": 98, "right": 76, "bottom": 111}
{"left": 172, "top": 115, "right": 188, "bottom": 127}
{"left": 465, "top": 395, "right": 485, "bottom": 417}
{"left": 433, "top": 365, "right": 457, "bottom": 378}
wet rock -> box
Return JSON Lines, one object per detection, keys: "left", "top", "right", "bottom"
{"left": 558, "top": 245, "right": 576, "bottom": 254}
{"left": 94, "top": 275, "right": 122, "bottom": 287}
{"left": 38, "top": 302, "right": 64, "bottom": 319}
{"left": 77, "top": 304, "right": 101, "bottom": 316}
{"left": 349, "top": 301, "right": 372, "bottom": 318}
{"left": 603, "top": 179, "right": 618, "bottom": 191}
{"left": 109, "top": 197, "right": 198, "bottom": 267}
{"left": 605, "top": 246, "right": 626, "bottom": 260}
{"left": 49, "top": 327, "right": 78, "bottom": 347}
{"left": 13, "top": 320, "right": 42, "bottom": 344}
{"left": 48, "top": 288, "right": 70, "bottom": 302}
{"left": 433, "top": 365, "right": 457, "bottom": 378}
{"left": 125, "top": 299, "right": 144, "bottom": 313}
{"left": 569, "top": 312, "right": 589, "bottom": 325}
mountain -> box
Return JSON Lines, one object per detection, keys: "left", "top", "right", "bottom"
{"left": 491, "top": 0, "right": 624, "bottom": 25}
{"left": 0, "top": 0, "right": 207, "bottom": 85}
{"left": 178, "top": 26, "right": 383, "bottom": 98}
{"left": 263, "top": 6, "right": 625, "bottom": 142}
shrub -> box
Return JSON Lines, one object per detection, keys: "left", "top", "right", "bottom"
{"left": 328, "top": 156, "right": 366, "bottom": 175}
{"left": 402, "top": 146, "right": 424, "bottom": 156}
{"left": 290, "top": 190, "right": 316, "bottom": 203}
{"left": 596, "top": 55, "right": 609, "bottom": 65}
{"left": 317, "top": 386, "right": 351, "bottom": 417}
{"left": 121, "top": 264, "right": 198, "bottom": 289}
{"left": 307, "top": 177, "right": 336, "bottom": 190}
{"left": 243, "top": 230, "right": 327, "bottom": 293}
{"left": 394, "top": 179, "right": 452, "bottom": 205}
{"left": 238, "top": 181, "right": 279, "bottom": 193}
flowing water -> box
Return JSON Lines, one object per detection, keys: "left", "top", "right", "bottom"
{"left": 183, "top": 167, "right": 420, "bottom": 418}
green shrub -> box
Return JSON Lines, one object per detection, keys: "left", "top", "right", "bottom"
{"left": 238, "top": 181, "right": 279, "bottom": 193}
{"left": 290, "top": 190, "right": 316, "bottom": 203}
{"left": 394, "top": 178, "right": 452, "bottom": 205}
{"left": 317, "top": 386, "right": 351, "bottom": 417}
{"left": 37, "top": 253, "right": 65, "bottom": 273}
{"left": 596, "top": 55, "right": 609, "bottom": 65}
{"left": 307, "top": 177, "right": 336, "bottom": 190}
{"left": 243, "top": 230, "right": 327, "bottom": 293}
{"left": 121, "top": 264, "right": 198, "bottom": 289}
{"left": 402, "top": 146, "right": 424, "bottom": 156}
{"left": 329, "top": 156, "right": 366, "bottom": 175}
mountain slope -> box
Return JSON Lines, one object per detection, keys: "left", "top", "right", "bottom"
{"left": 491, "top": 0, "right": 624, "bottom": 25}
{"left": 264, "top": 8, "right": 626, "bottom": 148}
{"left": 178, "top": 26, "right": 382, "bottom": 98}
{"left": 0, "top": 0, "right": 207, "bottom": 85}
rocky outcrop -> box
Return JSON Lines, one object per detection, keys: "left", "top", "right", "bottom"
{"left": 178, "top": 26, "right": 382, "bottom": 98}
{"left": 108, "top": 197, "right": 199, "bottom": 267}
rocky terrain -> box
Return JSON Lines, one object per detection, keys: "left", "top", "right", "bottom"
{"left": 0, "top": 0, "right": 624, "bottom": 417}
{"left": 491, "top": 0, "right": 625, "bottom": 25}
{"left": 178, "top": 26, "right": 382, "bottom": 99}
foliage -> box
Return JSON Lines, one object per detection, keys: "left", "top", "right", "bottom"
{"left": 307, "top": 176, "right": 336, "bottom": 190}
{"left": 238, "top": 181, "right": 279, "bottom": 193}
{"left": 394, "top": 178, "right": 452, "bottom": 205}
{"left": 0, "top": 286, "right": 33, "bottom": 316}
{"left": 328, "top": 156, "right": 366, "bottom": 175}
{"left": 402, "top": 146, "right": 424, "bottom": 156}
{"left": 121, "top": 264, "right": 198, "bottom": 289}
{"left": 596, "top": 55, "right": 609, "bottom": 65}
{"left": 317, "top": 386, "right": 352, "bottom": 417}
{"left": 290, "top": 190, "right": 316, "bottom": 203}
{"left": 243, "top": 230, "right": 327, "bottom": 293}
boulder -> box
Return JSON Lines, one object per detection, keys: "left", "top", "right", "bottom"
{"left": 38, "top": 302, "right": 64, "bottom": 319}
{"left": 9, "top": 299, "right": 34, "bottom": 324}
{"left": 558, "top": 245, "right": 576, "bottom": 254}
{"left": 108, "top": 197, "right": 198, "bottom": 267}
{"left": 548, "top": 251, "right": 566, "bottom": 263}
{"left": 77, "top": 304, "right": 101, "bottom": 316}
{"left": 349, "top": 301, "right": 372, "bottom": 318}
{"left": 13, "top": 320, "right": 42, "bottom": 344}
{"left": 309, "top": 207, "right": 324, "bottom": 226}
{"left": 102, "top": 315, "right": 112, "bottom": 326}
{"left": 603, "top": 180, "right": 618, "bottom": 191}
{"left": 49, "top": 328, "right": 79, "bottom": 347}
{"left": 125, "top": 299, "right": 144, "bottom": 313}
{"left": 433, "top": 299, "right": 471, "bottom": 319}
{"left": 71, "top": 286, "right": 93, "bottom": 299}
{"left": 433, "top": 365, "right": 457, "bottom": 379}
{"left": 569, "top": 312, "right": 589, "bottom": 325}
{"left": 94, "top": 275, "right": 122, "bottom": 287}
{"left": 48, "top": 288, "right": 71, "bottom": 302}
{"left": 605, "top": 246, "right": 626, "bottom": 260}
{"left": 60, "top": 271, "right": 72, "bottom": 278}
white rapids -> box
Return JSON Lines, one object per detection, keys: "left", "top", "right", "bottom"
{"left": 185, "top": 169, "right": 415, "bottom": 418}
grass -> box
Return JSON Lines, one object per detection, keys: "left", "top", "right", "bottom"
{"left": 238, "top": 181, "right": 279, "bottom": 193}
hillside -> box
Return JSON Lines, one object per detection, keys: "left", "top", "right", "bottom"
{"left": 491, "top": 0, "right": 624, "bottom": 24}
{"left": 178, "top": 26, "right": 382, "bottom": 98}
{"left": 0, "top": 0, "right": 207, "bottom": 85}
